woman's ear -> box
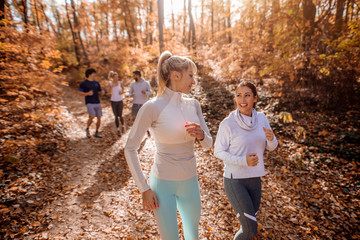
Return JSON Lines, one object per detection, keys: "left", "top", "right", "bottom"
{"left": 254, "top": 95, "right": 258, "bottom": 107}
{"left": 170, "top": 71, "right": 181, "bottom": 82}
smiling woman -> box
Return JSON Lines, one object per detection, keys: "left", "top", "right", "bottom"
{"left": 124, "top": 50, "right": 213, "bottom": 239}
{"left": 214, "top": 81, "right": 278, "bottom": 240}
{"left": 234, "top": 81, "right": 258, "bottom": 117}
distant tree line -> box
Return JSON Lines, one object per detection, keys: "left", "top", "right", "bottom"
{"left": 3, "top": 0, "right": 360, "bottom": 108}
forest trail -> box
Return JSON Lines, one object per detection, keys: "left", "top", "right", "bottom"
{"left": 24, "top": 83, "right": 242, "bottom": 240}
{"left": 26, "top": 85, "right": 159, "bottom": 239}
{"left": 24, "top": 80, "right": 358, "bottom": 240}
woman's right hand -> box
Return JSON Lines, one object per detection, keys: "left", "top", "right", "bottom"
{"left": 246, "top": 153, "right": 259, "bottom": 166}
{"left": 142, "top": 189, "right": 159, "bottom": 211}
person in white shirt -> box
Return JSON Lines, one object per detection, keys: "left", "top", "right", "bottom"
{"left": 124, "top": 51, "right": 212, "bottom": 240}
{"left": 129, "top": 70, "right": 152, "bottom": 118}
{"left": 108, "top": 71, "right": 125, "bottom": 136}
{"left": 214, "top": 81, "right": 278, "bottom": 240}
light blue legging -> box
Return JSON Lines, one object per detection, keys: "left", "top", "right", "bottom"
{"left": 149, "top": 174, "right": 201, "bottom": 240}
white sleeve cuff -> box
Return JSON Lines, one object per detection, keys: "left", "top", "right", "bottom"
{"left": 200, "top": 132, "right": 213, "bottom": 150}
{"left": 266, "top": 137, "right": 278, "bottom": 151}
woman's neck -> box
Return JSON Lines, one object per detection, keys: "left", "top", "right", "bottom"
{"left": 239, "top": 109, "right": 252, "bottom": 117}
{"left": 168, "top": 83, "right": 180, "bottom": 93}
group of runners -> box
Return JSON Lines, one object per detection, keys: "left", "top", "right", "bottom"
{"left": 78, "top": 51, "right": 278, "bottom": 240}
{"left": 78, "top": 68, "right": 151, "bottom": 138}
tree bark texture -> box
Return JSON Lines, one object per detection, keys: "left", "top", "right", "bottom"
{"left": 188, "top": 0, "right": 196, "bottom": 49}
{"left": 335, "top": 0, "right": 345, "bottom": 36}
{"left": 158, "top": 0, "right": 164, "bottom": 52}
{"left": 0, "top": 0, "right": 5, "bottom": 22}
{"left": 302, "top": 0, "right": 316, "bottom": 51}
{"left": 70, "top": 0, "right": 89, "bottom": 65}
{"left": 227, "top": 0, "right": 232, "bottom": 43}
{"left": 33, "top": 0, "right": 42, "bottom": 34}
{"left": 65, "top": 0, "right": 81, "bottom": 65}
{"left": 21, "top": 0, "right": 29, "bottom": 31}
{"left": 182, "top": 0, "right": 187, "bottom": 44}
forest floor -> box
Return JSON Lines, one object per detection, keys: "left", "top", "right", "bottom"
{"left": 1, "top": 74, "right": 359, "bottom": 240}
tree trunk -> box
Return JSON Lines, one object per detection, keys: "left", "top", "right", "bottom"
{"left": 171, "top": 0, "right": 175, "bottom": 33}
{"left": 21, "top": 0, "right": 29, "bottom": 31}
{"left": 123, "top": 9, "right": 133, "bottom": 42}
{"left": 92, "top": 1, "right": 100, "bottom": 53}
{"left": 70, "top": 0, "right": 89, "bottom": 65}
{"left": 53, "top": 6, "right": 63, "bottom": 37}
{"left": 105, "top": 0, "right": 109, "bottom": 39}
{"left": 113, "top": 16, "right": 118, "bottom": 42}
{"left": 145, "top": 0, "right": 149, "bottom": 44}
{"left": 182, "top": 0, "right": 187, "bottom": 44}
{"left": 0, "top": 0, "right": 5, "bottom": 22}
{"left": 200, "top": 0, "right": 204, "bottom": 34}
{"left": 65, "top": 0, "right": 81, "bottom": 65}
{"left": 226, "top": 0, "right": 231, "bottom": 43}
{"left": 149, "top": 0, "right": 153, "bottom": 44}
{"left": 5, "top": 0, "right": 14, "bottom": 23}
{"left": 188, "top": 0, "right": 196, "bottom": 49}
{"left": 40, "top": 3, "right": 56, "bottom": 35}
{"left": 344, "top": 0, "right": 350, "bottom": 26}
{"left": 335, "top": 0, "right": 345, "bottom": 36}
{"left": 217, "top": 2, "right": 221, "bottom": 33}
{"left": 158, "top": 0, "right": 164, "bottom": 52}
{"left": 124, "top": 0, "right": 138, "bottom": 45}
{"left": 33, "top": 0, "right": 42, "bottom": 34}
{"left": 302, "top": 0, "right": 316, "bottom": 51}
{"left": 211, "top": 0, "right": 214, "bottom": 39}
{"left": 137, "top": 5, "right": 143, "bottom": 45}
{"left": 350, "top": 0, "right": 357, "bottom": 21}
{"left": 146, "top": 0, "right": 153, "bottom": 45}
{"left": 79, "top": 1, "right": 90, "bottom": 46}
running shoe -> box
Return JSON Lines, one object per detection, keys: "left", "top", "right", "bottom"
{"left": 86, "top": 128, "right": 90, "bottom": 138}
{"left": 94, "top": 131, "right": 102, "bottom": 138}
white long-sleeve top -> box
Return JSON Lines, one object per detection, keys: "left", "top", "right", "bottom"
{"left": 214, "top": 109, "right": 278, "bottom": 179}
{"left": 125, "top": 87, "right": 213, "bottom": 193}
{"left": 129, "top": 78, "right": 152, "bottom": 104}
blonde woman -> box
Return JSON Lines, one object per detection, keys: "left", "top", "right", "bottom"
{"left": 125, "top": 51, "right": 213, "bottom": 239}
{"left": 108, "top": 71, "right": 125, "bottom": 136}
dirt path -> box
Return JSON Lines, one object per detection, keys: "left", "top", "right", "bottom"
{"left": 27, "top": 86, "right": 159, "bottom": 239}
{"left": 25, "top": 84, "right": 233, "bottom": 240}
{"left": 23, "top": 83, "right": 296, "bottom": 240}
{"left": 25, "top": 81, "right": 357, "bottom": 240}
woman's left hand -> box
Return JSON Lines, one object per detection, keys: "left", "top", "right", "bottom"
{"left": 185, "top": 122, "right": 204, "bottom": 141}
{"left": 263, "top": 127, "right": 274, "bottom": 141}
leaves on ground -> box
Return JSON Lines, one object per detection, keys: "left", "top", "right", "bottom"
{"left": 1, "top": 72, "right": 359, "bottom": 239}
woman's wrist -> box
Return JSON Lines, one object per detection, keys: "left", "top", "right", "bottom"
{"left": 197, "top": 130, "right": 205, "bottom": 141}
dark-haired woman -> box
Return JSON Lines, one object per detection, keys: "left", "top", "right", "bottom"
{"left": 214, "top": 81, "right": 278, "bottom": 240}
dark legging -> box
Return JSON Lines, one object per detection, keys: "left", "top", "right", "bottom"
{"left": 224, "top": 177, "right": 261, "bottom": 240}
{"left": 111, "top": 100, "right": 124, "bottom": 128}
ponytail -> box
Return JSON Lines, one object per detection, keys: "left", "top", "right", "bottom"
{"left": 157, "top": 51, "right": 172, "bottom": 96}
